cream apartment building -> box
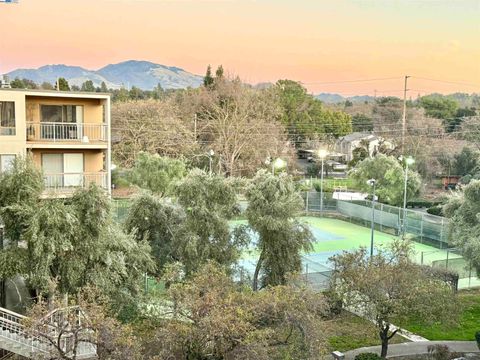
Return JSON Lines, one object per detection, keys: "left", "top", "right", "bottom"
{"left": 0, "top": 88, "right": 111, "bottom": 196}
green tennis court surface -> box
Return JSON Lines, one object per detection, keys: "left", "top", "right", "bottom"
{"left": 236, "top": 217, "right": 462, "bottom": 273}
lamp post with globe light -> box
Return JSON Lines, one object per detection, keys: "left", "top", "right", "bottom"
{"left": 318, "top": 149, "right": 329, "bottom": 212}
{"left": 208, "top": 149, "right": 215, "bottom": 175}
{"left": 272, "top": 158, "right": 286, "bottom": 175}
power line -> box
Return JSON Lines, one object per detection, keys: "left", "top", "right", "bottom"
{"left": 301, "top": 77, "right": 402, "bottom": 85}
{"left": 410, "top": 76, "right": 480, "bottom": 89}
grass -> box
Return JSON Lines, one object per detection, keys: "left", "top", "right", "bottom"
{"left": 325, "top": 311, "right": 407, "bottom": 352}
{"left": 402, "top": 289, "right": 480, "bottom": 341}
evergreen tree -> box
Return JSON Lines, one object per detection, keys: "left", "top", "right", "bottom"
{"left": 81, "top": 80, "right": 95, "bottom": 92}
{"left": 57, "top": 77, "right": 70, "bottom": 91}
{"left": 100, "top": 81, "right": 108, "bottom": 92}
{"left": 215, "top": 65, "right": 224, "bottom": 79}
{"left": 203, "top": 65, "right": 214, "bottom": 87}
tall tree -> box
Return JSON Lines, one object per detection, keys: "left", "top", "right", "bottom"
{"left": 174, "top": 169, "right": 248, "bottom": 274}
{"left": 81, "top": 80, "right": 96, "bottom": 92}
{"left": 330, "top": 241, "right": 456, "bottom": 358}
{"left": 125, "top": 193, "right": 186, "bottom": 275}
{"left": 349, "top": 154, "right": 422, "bottom": 206}
{"left": 203, "top": 65, "right": 214, "bottom": 87}
{"left": 111, "top": 99, "right": 197, "bottom": 167}
{"left": 57, "top": 77, "right": 71, "bottom": 91}
{"left": 444, "top": 180, "right": 480, "bottom": 274}
{"left": 100, "top": 81, "right": 108, "bottom": 92}
{"left": 275, "top": 80, "right": 352, "bottom": 142}
{"left": 245, "top": 170, "right": 313, "bottom": 290}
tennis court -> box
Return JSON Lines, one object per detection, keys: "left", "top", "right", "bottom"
{"left": 236, "top": 216, "right": 472, "bottom": 289}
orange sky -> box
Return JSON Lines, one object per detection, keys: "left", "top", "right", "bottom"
{"left": 0, "top": 0, "right": 479, "bottom": 95}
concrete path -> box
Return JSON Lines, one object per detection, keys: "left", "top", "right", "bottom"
{"left": 344, "top": 341, "right": 479, "bottom": 359}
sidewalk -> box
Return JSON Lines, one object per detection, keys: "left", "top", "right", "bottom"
{"left": 344, "top": 341, "right": 480, "bottom": 359}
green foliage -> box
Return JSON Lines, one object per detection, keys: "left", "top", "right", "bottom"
{"left": 0, "top": 156, "right": 44, "bottom": 242}
{"left": 426, "top": 205, "right": 443, "bottom": 216}
{"left": 349, "top": 154, "right": 422, "bottom": 206}
{"left": 453, "top": 147, "right": 479, "bottom": 176}
{"left": 128, "top": 152, "right": 187, "bottom": 195}
{"left": 9, "top": 77, "right": 38, "bottom": 89}
{"left": 175, "top": 169, "right": 248, "bottom": 274}
{"left": 351, "top": 114, "right": 374, "bottom": 132}
{"left": 204, "top": 64, "right": 214, "bottom": 87}
{"left": 275, "top": 80, "right": 352, "bottom": 141}
{"left": 57, "top": 77, "right": 70, "bottom": 91}
{"left": 419, "top": 95, "right": 458, "bottom": 120}
{"left": 81, "top": 80, "right": 96, "bottom": 92}
{"left": 245, "top": 170, "right": 313, "bottom": 289}
{"left": 403, "top": 289, "right": 480, "bottom": 341}
{"left": 125, "top": 193, "right": 185, "bottom": 275}
{"left": 330, "top": 240, "right": 456, "bottom": 357}
{"left": 354, "top": 353, "right": 382, "bottom": 360}
{"left": 445, "top": 180, "right": 480, "bottom": 275}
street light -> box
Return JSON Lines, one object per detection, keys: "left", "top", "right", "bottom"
{"left": 401, "top": 156, "right": 415, "bottom": 238}
{"left": 367, "top": 178, "right": 377, "bottom": 256}
{"left": 318, "top": 149, "right": 329, "bottom": 213}
{"left": 208, "top": 149, "right": 215, "bottom": 175}
{"left": 272, "top": 158, "right": 286, "bottom": 175}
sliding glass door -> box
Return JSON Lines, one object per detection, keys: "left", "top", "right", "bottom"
{"left": 42, "top": 153, "right": 84, "bottom": 188}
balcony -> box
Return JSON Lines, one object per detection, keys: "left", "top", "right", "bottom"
{"left": 26, "top": 122, "right": 108, "bottom": 143}
{"left": 43, "top": 172, "right": 108, "bottom": 195}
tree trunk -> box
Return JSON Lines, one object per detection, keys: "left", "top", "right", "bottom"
{"left": 252, "top": 250, "right": 264, "bottom": 291}
{"left": 380, "top": 326, "right": 389, "bottom": 358}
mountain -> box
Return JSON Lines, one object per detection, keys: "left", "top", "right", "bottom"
{"left": 7, "top": 60, "right": 204, "bottom": 90}
{"left": 315, "top": 93, "right": 376, "bottom": 103}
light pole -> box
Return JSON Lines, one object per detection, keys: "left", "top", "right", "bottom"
{"left": 208, "top": 149, "right": 214, "bottom": 175}
{"left": 318, "top": 149, "right": 328, "bottom": 212}
{"left": 402, "top": 156, "right": 415, "bottom": 237}
{"left": 367, "top": 179, "right": 376, "bottom": 256}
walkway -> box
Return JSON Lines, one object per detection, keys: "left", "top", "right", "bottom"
{"left": 344, "top": 341, "right": 480, "bottom": 359}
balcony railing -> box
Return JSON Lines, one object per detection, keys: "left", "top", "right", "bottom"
{"left": 0, "top": 126, "right": 16, "bottom": 136}
{"left": 44, "top": 172, "right": 108, "bottom": 191}
{"left": 27, "top": 122, "right": 107, "bottom": 142}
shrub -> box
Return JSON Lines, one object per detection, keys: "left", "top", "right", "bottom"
{"left": 427, "top": 205, "right": 443, "bottom": 216}
{"left": 354, "top": 352, "right": 382, "bottom": 360}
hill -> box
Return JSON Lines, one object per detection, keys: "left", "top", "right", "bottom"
{"left": 7, "top": 60, "right": 204, "bottom": 90}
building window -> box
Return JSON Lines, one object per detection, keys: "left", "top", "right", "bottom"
{"left": 0, "top": 102, "right": 16, "bottom": 136}
{"left": 40, "top": 105, "right": 83, "bottom": 123}
{"left": 0, "top": 154, "right": 15, "bottom": 173}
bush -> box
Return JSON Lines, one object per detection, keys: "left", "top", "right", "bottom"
{"left": 354, "top": 352, "right": 382, "bottom": 360}
{"left": 427, "top": 205, "right": 443, "bottom": 216}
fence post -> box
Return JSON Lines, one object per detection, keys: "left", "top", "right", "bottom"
{"left": 420, "top": 213, "right": 424, "bottom": 244}
{"left": 305, "top": 191, "right": 309, "bottom": 212}
{"left": 421, "top": 251, "right": 424, "bottom": 265}
{"left": 440, "top": 218, "right": 444, "bottom": 249}
{"left": 446, "top": 250, "right": 449, "bottom": 270}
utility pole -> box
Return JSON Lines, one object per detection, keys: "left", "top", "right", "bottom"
{"left": 401, "top": 75, "right": 410, "bottom": 153}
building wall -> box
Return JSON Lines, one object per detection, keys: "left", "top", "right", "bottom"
{"left": 0, "top": 91, "right": 26, "bottom": 156}
{"left": 30, "top": 149, "right": 105, "bottom": 173}
{"left": 25, "top": 96, "right": 104, "bottom": 124}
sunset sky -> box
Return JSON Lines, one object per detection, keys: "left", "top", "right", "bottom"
{"left": 0, "top": 0, "right": 479, "bottom": 96}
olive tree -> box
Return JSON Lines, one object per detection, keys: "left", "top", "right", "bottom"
{"left": 245, "top": 170, "right": 313, "bottom": 290}
{"left": 444, "top": 180, "right": 480, "bottom": 273}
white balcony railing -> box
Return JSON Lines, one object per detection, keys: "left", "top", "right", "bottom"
{"left": 44, "top": 172, "right": 108, "bottom": 191}
{"left": 0, "top": 126, "right": 16, "bottom": 136}
{"left": 27, "top": 122, "right": 107, "bottom": 142}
